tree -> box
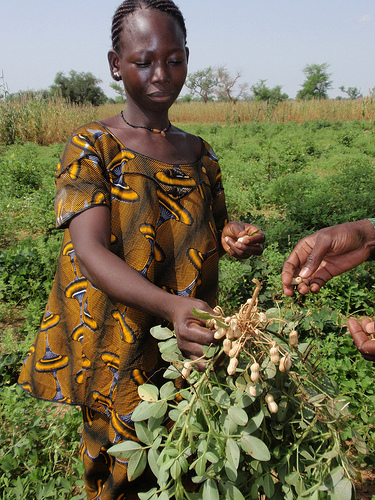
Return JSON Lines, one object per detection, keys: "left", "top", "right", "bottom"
{"left": 339, "top": 86, "right": 362, "bottom": 99}
{"left": 215, "top": 66, "right": 248, "bottom": 107}
{"left": 185, "top": 67, "right": 218, "bottom": 103}
{"left": 251, "top": 79, "right": 288, "bottom": 105}
{"left": 50, "top": 70, "right": 107, "bottom": 106}
{"left": 109, "top": 81, "right": 127, "bottom": 103}
{"left": 296, "top": 63, "right": 332, "bottom": 100}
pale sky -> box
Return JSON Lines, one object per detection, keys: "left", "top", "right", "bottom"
{"left": 2, "top": 0, "right": 374, "bottom": 100}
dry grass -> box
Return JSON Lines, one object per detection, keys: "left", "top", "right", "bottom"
{"left": 0, "top": 93, "right": 98, "bottom": 146}
{"left": 1, "top": 95, "right": 374, "bottom": 146}
{"left": 97, "top": 98, "right": 375, "bottom": 124}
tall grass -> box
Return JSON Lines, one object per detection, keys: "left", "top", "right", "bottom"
{"left": 167, "top": 98, "right": 375, "bottom": 124}
{"left": 0, "top": 92, "right": 98, "bottom": 146}
{"left": 1, "top": 93, "right": 374, "bottom": 146}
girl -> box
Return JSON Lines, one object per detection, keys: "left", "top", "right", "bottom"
{"left": 18, "top": 1, "right": 265, "bottom": 498}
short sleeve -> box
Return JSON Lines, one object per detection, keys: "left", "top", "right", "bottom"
{"left": 202, "top": 142, "right": 228, "bottom": 233}
{"left": 54, "top": 127, "right": 111, "bottom": 229}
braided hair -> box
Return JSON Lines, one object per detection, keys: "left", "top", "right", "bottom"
{"left": 112, "top": 0, "right": 187, "bottom": 54}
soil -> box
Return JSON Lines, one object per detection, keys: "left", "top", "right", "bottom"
{"left": 354, "top": 467, "right": 375, "bottom": 499}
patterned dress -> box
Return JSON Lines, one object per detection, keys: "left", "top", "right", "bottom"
{"left": 18, "top": 122, "right": 228, "bottom": 424}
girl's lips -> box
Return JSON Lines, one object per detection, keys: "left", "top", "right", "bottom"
{"left": 148, "top": 92, "right": 173, "bottom": 100}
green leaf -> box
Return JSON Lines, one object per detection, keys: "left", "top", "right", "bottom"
{"left": 148, "top": 416, "right": 164, "bottom": 434}
{"left": 132, "top": 401, "right": 155, "bottom": 421}
{"left": 330, "top": 477, "right": 352, "bottom": 500}
{"left": 308, "top": 394, "right": 325, "bottom": 405}
{"left": 221, "top": 483, "right": 246, "bottom": 500}
{"left": 195, "top": 455, "right": 208, "bottom": 476}
{"left": 228, "top": 406, "right": 248, "bottom": 426}
{"left": 212, "top": 387, "right": 230, "bottom": 407}
{"left": 168, "top": 408, "right": 182, "bottom": 422}
{"left": 149, "top": 400, "right": 168, "bottom": 419}
{"left": 107, "top": 440, "right": 143, "bottom": 458}
{"left": 160, "top": 348, "right": 181, "bottom": 362}
{"left": 147, "top": 447, "right": 160, "bottom": 478}
{"left": 138, "top": 488, "right": 158, "bottom": 500}
{"left": 285, "top": 471, "right": 301, "bottom": 486}
{"left": 226, "top": 438, "right": 240, "bottom": 469}
{"left": 240, "top": 435, "right": 270, "bottom": 461}
{"left": 202, "top": 345, "right": 218, "bottom": 358}
{"left": 202, "top": 478, "right": 220, "bottom": 500}
{"left": 160, "top": 381, "right": 177, "bottom": 400}
{"left": 178, "top": 455, "right": 189, "bottom": 473}
{"left": 235, "top": 374, "right": 248, "bottom": 391}
{"left": 192, "top": 308, "right": 215, "bottom": 320}
{"left": 205, "top": 451, "right": 219, "bottom": 464}
{"left": 138, "top": 384, "right": 159, "bottom": 402}
{"left": 261, "top": 473, "right": 275, "bottom": 497}
{"left": 224, "top": 458, "right": 238, "bottom": 482}
{"left": 159, "top": 338, "right": 179, "bottom": 358}
{"left": 170, "top": 458, "right": 181, "bottom": 480}
{"left": 127, "top": 449, "right": 147, "bottom": 481}
{"left": 163, "top": 364, "right": 182, "bottom": 379}
{"left": 243, "top": 410, "right": 265, "bottom": 435}
{"left": 134, "top": 421, "right": 153, "bottom": 446}
{"left": 324, "top": 466, "right": 344, "bottom": 489}
{"left": 265, "top": 308, "right": 280, "bottom": 317}
{"left": 150, "top": 325, "right": 174, "bottom": 340}
{"left": 352, "top": 428, "right": 368, "bottom": 455}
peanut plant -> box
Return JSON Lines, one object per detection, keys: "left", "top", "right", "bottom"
{"left": 108, "top": 281, "right": 363, "bottom": 499}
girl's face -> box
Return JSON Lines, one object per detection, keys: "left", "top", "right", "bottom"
{"left": 109, "top": 8, "right": 189, "bottom": 114}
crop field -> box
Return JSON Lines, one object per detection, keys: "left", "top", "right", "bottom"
{"left": 1, "top": 97, "right": 375, "bottom": 498}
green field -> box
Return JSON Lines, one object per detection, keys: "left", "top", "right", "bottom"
{"left": 1, "top": 118, "right": 375, "bottom": 498}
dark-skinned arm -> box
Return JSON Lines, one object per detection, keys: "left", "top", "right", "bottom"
{"left": 282, "top": 220, "right": 375, "bottom": 296}
{"left": 68, "top": 205, "right": 216, "bottom": 366}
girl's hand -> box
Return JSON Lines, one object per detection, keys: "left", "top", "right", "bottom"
{"left": 169, "top": 296, "right": 217, "bottom": 371}
{"left": 348, "top": 317, "right": 375, "bottom": 362}
{"left": 221, "top": 221, "right": 265, "bottom": 259}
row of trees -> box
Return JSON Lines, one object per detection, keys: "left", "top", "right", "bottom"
{"left": 185, "top": 63, "right": 365, "bottom": 104}
{"left": 1, "top": 65, "right": 371, "bottom": 106}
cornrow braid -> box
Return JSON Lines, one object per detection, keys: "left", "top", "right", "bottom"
{"left": 112, "top": 0, "right": 187, "bottom": 54}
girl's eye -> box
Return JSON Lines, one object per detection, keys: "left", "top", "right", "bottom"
{"left": 134, "top": 62, "right": 150, "bottom": 67}
{"left": 169, "top": 60, "right": 183, "bottom": 66}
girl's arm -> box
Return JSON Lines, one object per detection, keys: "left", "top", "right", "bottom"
{"left": 68, "top": 205, "right": 216, "bottom": 365}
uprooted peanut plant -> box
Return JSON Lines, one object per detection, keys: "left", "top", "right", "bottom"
{"left": 108, "top": 280, "right": 365, "bottom": 500}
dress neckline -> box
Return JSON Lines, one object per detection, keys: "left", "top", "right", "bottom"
{"left": 95, "top": 121, "right": 205, "bottom": 167}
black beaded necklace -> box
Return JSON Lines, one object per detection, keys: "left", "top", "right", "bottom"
{"left": 120, "top": 111, "right": 171, "bottom": 138}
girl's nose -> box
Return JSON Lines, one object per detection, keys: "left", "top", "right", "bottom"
{"left": 151, "top": 63, "right": 169, "bottom": 83}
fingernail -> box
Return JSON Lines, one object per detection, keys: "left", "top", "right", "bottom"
{"left": 299, "top": 267, "right": 310, "bottom": 278}
{"left": 365, "top": 323, "right": 375, "bottom": 334}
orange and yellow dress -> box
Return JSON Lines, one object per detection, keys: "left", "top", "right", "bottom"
{"left": 18, "top": 122, "right": 228, "bottom": 422}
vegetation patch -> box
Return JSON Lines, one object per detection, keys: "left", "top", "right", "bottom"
{"left": 1, "top": 117, "right": 375, "bottom": 498}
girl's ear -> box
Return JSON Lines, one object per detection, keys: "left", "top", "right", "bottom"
{"left": 108, "top": 50, "right": 122, "bottom": 81}
{"left": 185, "top": 46, "right": 190, "bottom": 64}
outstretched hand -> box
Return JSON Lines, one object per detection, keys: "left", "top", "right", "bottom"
{"left": 222, "top": 221, "right": 265, "bottom": 260}
{"left": 282, "top": 220, "right": 375, "bottom": 296}
{"left": 348, "top": 317, "right": 375, "bottom": 362}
